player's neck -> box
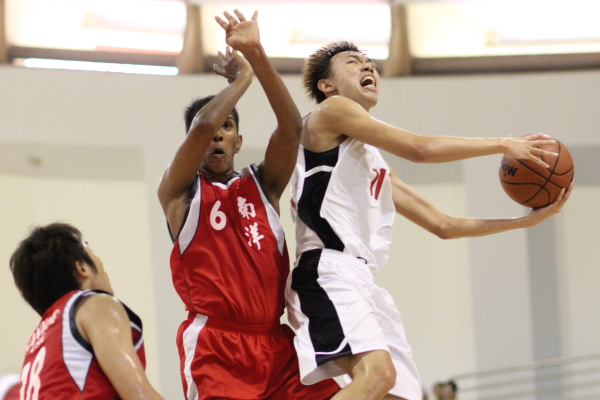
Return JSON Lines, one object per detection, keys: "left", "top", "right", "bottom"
{"left": 201, "top": 168, "right": 235, "bottom": 184}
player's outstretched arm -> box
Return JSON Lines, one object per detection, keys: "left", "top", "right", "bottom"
{"left": 158, "top": 48, "right": 253, "bottom": 236}
{"left": 216, "top": 10, "right": 301, "bottom": 211}
{"left": 310, "top": 95, "right": 556, "bottom": 168}
{"left": 76, "top": 294, "right": 164, "bottom": 400}
{"left": 390, "top": 169, "right": 573, "bottom": 239}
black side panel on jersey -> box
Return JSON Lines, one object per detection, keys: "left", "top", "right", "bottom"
{"left": 297, "top": 147, "right": 344, "bottom": 251}
{"left": 70, "top": 290, "right": 144, "bottom": 352}
{"left": 291, "top": 249, "right": 352, "bottom": 365}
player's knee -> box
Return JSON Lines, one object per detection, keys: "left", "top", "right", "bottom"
{"left": 374, "top": 362, "right": 396, "bottom": 393}
{"left": 359, "top": 357, "right": 396, "bottom": 393}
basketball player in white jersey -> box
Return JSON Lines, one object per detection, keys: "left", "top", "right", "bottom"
{"left": 285, "top": 41, "right": 572, "bottom": 400}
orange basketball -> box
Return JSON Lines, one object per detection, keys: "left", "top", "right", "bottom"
{"left": 498, "top": 135, "right": 574, "bottom": 208}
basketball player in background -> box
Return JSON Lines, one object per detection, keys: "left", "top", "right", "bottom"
{"left": 157, "top": 10, "right": 339, "bottom": 400}
{"left": 10, "top": 223, "right": 164, "bottom": 399}
{"left": 285, "top": 41, "right": 573, "bottom": 400}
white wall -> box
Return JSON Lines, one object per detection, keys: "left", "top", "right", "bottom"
{"left": 0, "top": 65, "right": 598, "bottom": 399}
{"left": 0, "top": 175, "right": 160, "bottom": 386}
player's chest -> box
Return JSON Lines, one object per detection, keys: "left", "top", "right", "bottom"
{"left": 199, "top": 182, "right": 272, "bottom": 247}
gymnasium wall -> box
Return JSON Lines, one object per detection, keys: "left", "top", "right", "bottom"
{"left": 0, "top": 65, "right": 598, "bottom": 398}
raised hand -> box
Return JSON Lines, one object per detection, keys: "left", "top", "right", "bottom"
{"left": 215, "top": 10, "right": 260, "bottom": 54}
{"left": 502, "top": 133, "right": 558, "bottom": 168}
{"left": 212, "top": 46, "right": 253, "bottom": 84}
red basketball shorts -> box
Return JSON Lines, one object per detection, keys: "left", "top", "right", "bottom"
{"left": 177, "top": 312, "right": 340, "bottom": 400}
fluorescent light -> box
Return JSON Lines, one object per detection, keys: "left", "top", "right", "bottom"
{"left": 15, "top": 58, "right": 178, "bottom": 75}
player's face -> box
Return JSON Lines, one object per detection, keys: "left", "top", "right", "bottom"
{"left": 200, "top": 114, "right": 242, "bottom": 178}
{"left": 324, "top": 51, "right": 380, "bottom": 110}
{"left": 83, "top": 242, "right": 114, "bottom": 295}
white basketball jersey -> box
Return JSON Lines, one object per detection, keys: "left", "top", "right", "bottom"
{"left": 291, "top": 137, "right": 395, "bottom": 274}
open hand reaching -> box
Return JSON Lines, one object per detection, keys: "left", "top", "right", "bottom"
{"left": 215, "top": 10, "right": 260, "bottom": 54}
{"left": 212, "top": 46, "right": 252, "bottom": 84}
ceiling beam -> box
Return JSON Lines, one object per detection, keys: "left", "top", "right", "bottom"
{"left": 176, "top": 2, "right": 204, "bottom": 74}
{"left": 384, "top": 2, "right": 412, "bottom": 77}
{"left": 0, "top": 0, "right": 6, "bottom": 63}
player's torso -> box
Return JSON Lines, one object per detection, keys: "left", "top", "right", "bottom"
{"left": 20, "top": 290, "right": 145, "bottom": 399}
{"left": 291, "top": 138, "right": 395, "bottom": 273}
{"left": 171, "top": 165, "right": 289, "bottom": 324}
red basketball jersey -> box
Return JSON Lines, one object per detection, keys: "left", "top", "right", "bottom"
{"left": 19, "top": 290, "right": 145, "bottom": 399}
{"left": 170, "top": 165, "right": 289, "bottom": 324}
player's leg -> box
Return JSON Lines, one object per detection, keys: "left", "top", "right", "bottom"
{"left": 264, "top": 324, "right": 340, "bottom": 400}
{"left": 331, "top": 350, "right": 402, "bottom": 400}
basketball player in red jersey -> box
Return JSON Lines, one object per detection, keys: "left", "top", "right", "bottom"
{"left": 157, "top": 10, "right": 339, "bottom": 400}
{"left": 10, "top": 223, "right": 164, "bottom": 400}
{"left": 285, "top": 41, "right": 574, "bottom": 400}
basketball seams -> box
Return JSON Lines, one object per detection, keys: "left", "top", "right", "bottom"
{"left": 513, "top": 158, "right": 551, "bottom": 179}
{"left": 510, "top": 157, "right": 554, "bottom": 206}
{"left": 498, "top": 136, "right": 574, "bottom": 208}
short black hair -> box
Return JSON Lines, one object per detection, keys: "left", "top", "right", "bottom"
{"left": 302, "top": 41, "right": 364, "bottom": 104}
{"left": 184, "top": 95, "right": 240, "bottom": 134}
{"left": 10, "top": 223, "right": 96, "bottom": 316}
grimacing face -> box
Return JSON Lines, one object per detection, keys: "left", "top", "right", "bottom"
{"left": 322, "top": 51, "right": 380, "bottom": 110}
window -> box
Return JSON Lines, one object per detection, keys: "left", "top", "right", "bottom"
{"left": 5, "top": 0, "right": 600, "bottom": 75}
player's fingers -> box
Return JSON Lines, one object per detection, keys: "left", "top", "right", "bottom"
{"left": 223, "top": 11, "right": 237, "bottom": 25}
{"left": 554, "top": 182, "right": 573, "bottom": 208}
{"left": 562, "top": 182, "right": 574, "bottom": 201}
{"left": 213, "top": 64, "right": 225, "bottom": 76}
{"left": 520, "top": 132, "right": 545, "bottom": 141}
{"left": 251, "top": 10, "right": 258, "bottom": 21}
{"left": 530, "top": 138, "right": 556, "bottom": 148}
{"left": 532, "top": 147, "right": 559, "bottom": 157}
{"left": 556, "top": 187, "right": 566, "bottom": 203}
{"left": 551, "top": 188, "right": 568, "bottom": 212}
{"left": 214, "top": 16, "right": 228, "bottom": 29}
{"left": 528, "top": 154, "right": 550, "bottom": 169}
{"left": 234, "top": 9, "right": 246, "bottom": 21}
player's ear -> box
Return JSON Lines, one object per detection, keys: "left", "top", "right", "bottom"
{"left": 318, "top": 78, "right": 336, "bottom": 95}
{"left": 74, "top": 261, "right": 94, "bottom": 280}
{"left": 235, "top": 134, "right": 243, "bottom": 154}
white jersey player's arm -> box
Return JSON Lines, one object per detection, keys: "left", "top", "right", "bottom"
{"left": 388, "top": 167, "right": 572, "bottom": 239}
{"left": 305, "top": 95, "right": 555, "bottom": 167}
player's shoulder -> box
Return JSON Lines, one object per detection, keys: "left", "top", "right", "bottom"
{"left": 316, "top": 95, "right": 359, "bottom": 113}
{"left": 310, "top": 96, "right": 363, "bottom": 127}
{"left": 304, "top": 97, "right": 355, "bottom": 149}
{"left": 76, "top": 292, "right": 124, "bottom": 319}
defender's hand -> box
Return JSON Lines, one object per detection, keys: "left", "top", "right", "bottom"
{"left": 213, "top": 46, "right": 253, "bottom": 84}
{"left": 215, "top": 10, "right": 260, "bottom": 54}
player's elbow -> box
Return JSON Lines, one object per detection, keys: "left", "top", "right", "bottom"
{"left": 431, "top": 227, "right": 452, "bottom": 240}
{"left": 188, "top": 112, "right": 223, "bottom": 136}
{"left": 404, "top": 140, "right": 433, "bottom": 163}
{"left": 430, "top": 218, "right": 460, "bottom": 240}
{"left": 432, "top": 228, "right": 462, "bottom": 240}
{"left": 286, "top": 117, "right": 303, "bottom": 141}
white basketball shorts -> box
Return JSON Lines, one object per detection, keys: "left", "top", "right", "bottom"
{"left": 285, "top": 248, "right": 422, "bottom": 400}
